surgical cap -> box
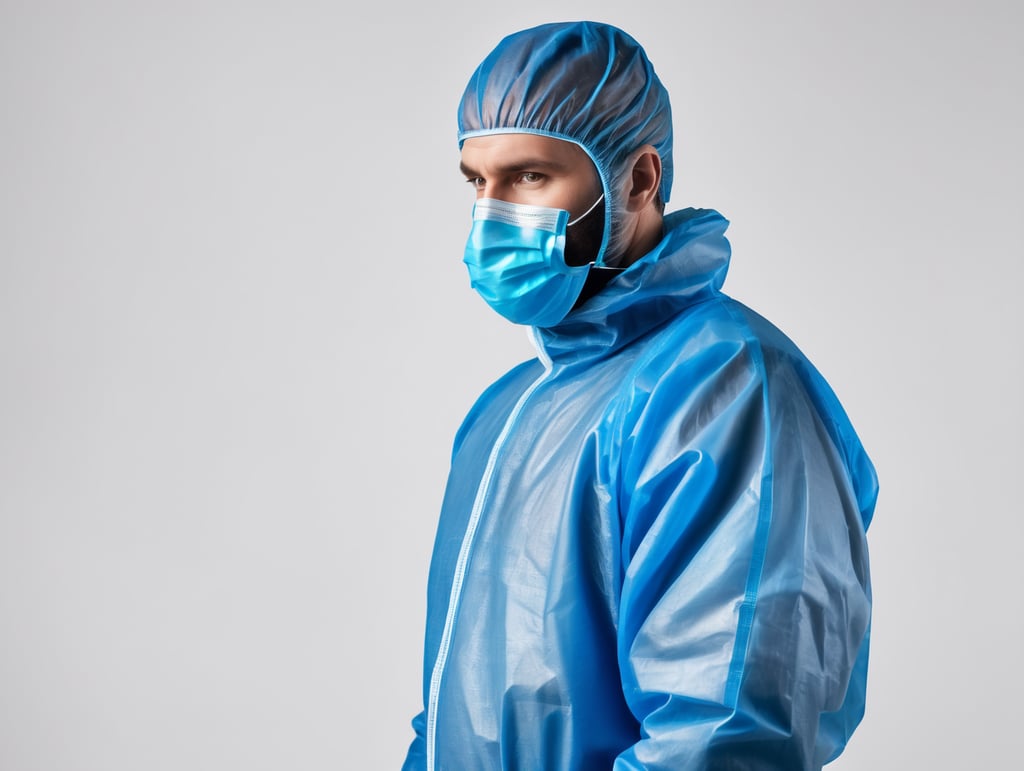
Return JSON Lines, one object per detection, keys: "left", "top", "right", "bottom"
{"left": 457, "top": 21, "right": 674, "bottom": 204}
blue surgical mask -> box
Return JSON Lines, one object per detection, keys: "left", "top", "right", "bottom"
{"left": 463, "top": 196, "right": 604, "bottom": 327}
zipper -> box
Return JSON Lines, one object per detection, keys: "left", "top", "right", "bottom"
{"left": 425, "top": 330, "right": 552, "bottom": 770}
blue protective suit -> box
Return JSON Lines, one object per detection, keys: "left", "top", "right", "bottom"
{"left": 403, "top": 208, "right": 877, "bottom": 769}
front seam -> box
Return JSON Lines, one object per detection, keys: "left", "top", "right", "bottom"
{"left": 425, "top": 353, "right": 554, "bottom": 770}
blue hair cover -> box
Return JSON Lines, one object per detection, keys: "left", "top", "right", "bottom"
{"left": 457, "top": 21, "right": 674, "bottom": 204}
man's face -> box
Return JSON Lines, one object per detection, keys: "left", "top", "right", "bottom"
{"left": 460, "top": 133, "right": 605, "bottom": 266}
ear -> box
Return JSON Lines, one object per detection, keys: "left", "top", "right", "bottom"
{"left": 624, "top": 145, "right": 662, "bottom": 213}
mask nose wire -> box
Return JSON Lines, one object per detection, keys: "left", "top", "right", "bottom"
{"left": 567, "top": 194, "right": 605, "bottom": 227}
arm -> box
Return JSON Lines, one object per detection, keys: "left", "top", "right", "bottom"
{"left": 612, "top": 336, "right": 874, "bottom": 770}
{"left": 401, "top": 711, "right": 426, "bottom": 770}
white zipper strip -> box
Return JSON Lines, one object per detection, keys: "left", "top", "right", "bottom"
{"left": 425, "top": 346, "right": 552, "bottom": 770}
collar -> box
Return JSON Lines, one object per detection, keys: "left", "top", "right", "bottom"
{"left": 535, "top": 208, "right": 731, "bottom": 366}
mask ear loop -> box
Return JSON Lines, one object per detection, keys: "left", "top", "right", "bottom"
{"left": 567, "top": 194, "right": 605, "bottom": 227}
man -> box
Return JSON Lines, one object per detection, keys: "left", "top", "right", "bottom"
{"left": 404, "top": 20, "right": 877, "bottom": 771}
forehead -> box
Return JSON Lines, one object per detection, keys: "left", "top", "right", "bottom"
{"left": 459, "top": 133, "right": 594, "bottom": 174}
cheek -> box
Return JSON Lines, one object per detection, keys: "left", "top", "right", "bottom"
{"left": 574, "top": 174, "right": 605, "bottom": 213}
{"left": 537, "top": 175, "right": 593, "bottom": 214}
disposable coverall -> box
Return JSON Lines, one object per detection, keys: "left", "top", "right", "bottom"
{"left": 405, "top": 21, "right": 877, "bottom": 771}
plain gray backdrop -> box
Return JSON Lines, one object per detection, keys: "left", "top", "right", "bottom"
{"left": 2, "top": 1, "right": 1021, "bottom": 768}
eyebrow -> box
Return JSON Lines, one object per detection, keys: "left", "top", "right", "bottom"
{"left": 459, "top": 158, "right": 570, "bottom": 177}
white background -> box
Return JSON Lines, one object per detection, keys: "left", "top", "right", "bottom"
{"left": 2, "top": 1, "right": 1021, "bottom": 768}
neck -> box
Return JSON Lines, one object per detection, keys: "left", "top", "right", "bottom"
{"left": 617, "top": 208, "right": 665, "bottom": 268}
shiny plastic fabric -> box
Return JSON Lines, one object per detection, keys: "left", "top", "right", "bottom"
{"left": 404, "top": 209, "right": 877, "bottom": 770}
{"left": 458, "top": 21, "right": 674, "bottom": 266}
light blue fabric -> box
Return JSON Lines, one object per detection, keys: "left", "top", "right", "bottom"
{"left": 463, "top": 198, "right": 594, "bottom": 327}
{"left": 458, "top": 20, "right": 674, "bottom": 266}
{"left": 404, "top": 209, "right": 877, "bottom": 770}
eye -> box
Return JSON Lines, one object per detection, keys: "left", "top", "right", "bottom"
{"left": 465, "top": 176, "right": 485, "bottom": 190}
{"left": 518, "top": 172, "right": 543, "bottom": 185}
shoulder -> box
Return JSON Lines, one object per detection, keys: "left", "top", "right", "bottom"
{"left": 649, "top": 296, "right": 877, "bottom": 521}
{"left": 620, "top": 294, "right": 851, "bottom": 441}
{"left": 625, "top": 296, "right": 769, "bottom": 402}
{"left": 633, "top": 294, "right": 826, "bottom": 390}
{"left": 451, "top": 358, "right": 545, "bottom": 458}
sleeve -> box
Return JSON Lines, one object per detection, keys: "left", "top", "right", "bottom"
{"left": 400, "top": 710, "right": 426, "bottom": 770}
{"left": 611, "top": 335, "right": 874, "bottom": 771}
